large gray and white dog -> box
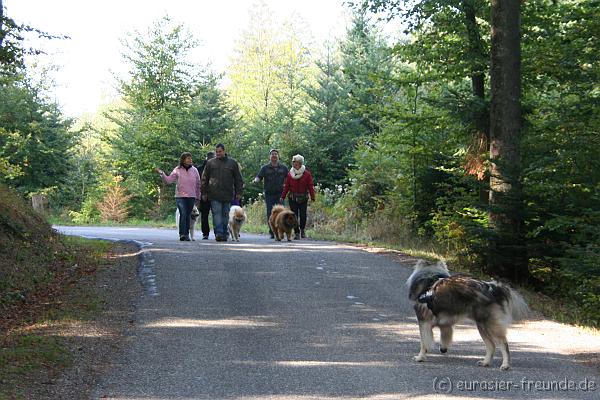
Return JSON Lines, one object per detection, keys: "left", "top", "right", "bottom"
{"left": 406, "top": 260, "right": 529, "bottom": 370}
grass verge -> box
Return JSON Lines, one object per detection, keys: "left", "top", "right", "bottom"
{"left": 0, "top": 237, "right": 140, "bottom": 400}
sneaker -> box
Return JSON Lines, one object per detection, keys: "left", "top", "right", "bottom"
{"left": 301, "top": 230, "right": 306, "bottom": 239}
{"left": 202, "top": 235, "right": 209, "bottom": 240}
{"left": 269, "top": 233, "right": 275, "bottom": 239}
{"left": 180, "top": 235, "right": 186, "bottom": 241}
{"left": 184, "top": 236, "right": 191, "bottom": 241}
{"left": 215, "top": 234, "right": 223, "bottom": 242}
{"left": 294, "top": 232, "right": 300, "bottom": 240}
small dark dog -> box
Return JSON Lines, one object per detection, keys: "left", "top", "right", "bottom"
{"left": 406, "top": 260, "right": 529, "bottom": 370}
{"left": 269, "top": 205, "right": 298, "bottom": 242}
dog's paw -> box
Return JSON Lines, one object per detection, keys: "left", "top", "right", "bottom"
{"left": 477, "top": 360, "right": 490, "bottom": 367}
{"left": 414, "top": 355, "right": 426, "bottom": 362}
{"left": 440, "top": 347, "right": 448, "bottom": 354}
{"left": 500, "top": 364, "right": 510, "bottom": 371}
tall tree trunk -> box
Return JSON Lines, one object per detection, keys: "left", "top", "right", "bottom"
{"left": 488, "top": 0, "right": 527, "bottom": 281}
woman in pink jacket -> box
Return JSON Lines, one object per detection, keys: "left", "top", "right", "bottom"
{"left": 156, "top": 152, "right": 201, "bottom": 241}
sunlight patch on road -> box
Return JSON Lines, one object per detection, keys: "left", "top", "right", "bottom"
{"left": 143, "top": 317, "right": 280, "bottom": 329}
{"left": 511, "top": 320, "right": 600, "bottom": 355}
{"left": 221, "top": 243, "right": 360, "bottom": 253}
{"left": 223, "top": 247, "right": 310, "bottom": 253}
{"left": 227, "top": 394, "right": 431, "bottom": 400}
{"left": 274, "top": 360, "right": 397, "bottom": 368}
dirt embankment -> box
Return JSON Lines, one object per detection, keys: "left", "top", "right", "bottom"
{"left": 0, "top": 184, "right": 141, "bottom": 399}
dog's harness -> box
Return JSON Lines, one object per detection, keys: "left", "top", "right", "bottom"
{"left": 417, "top": 273, "right": 448, "bottom": 310}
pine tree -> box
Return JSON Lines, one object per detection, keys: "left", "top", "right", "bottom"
{"left": 97, "top": 176, "right": 132, "bottom": 223}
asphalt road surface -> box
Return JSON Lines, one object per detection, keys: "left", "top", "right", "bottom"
{"left": 55, "top": 226, "right": 600, "bottom": 400}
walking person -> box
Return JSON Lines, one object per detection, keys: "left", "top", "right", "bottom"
{"left": 197, "top": 151, "right": 215, "bottom": 240}
{"left": 155, "top": 152, "right": 201, "bottom": 241}
{"left": 201, "top": 144, "right": 244, "bottom": 242}
{"left": 280, "top": 154, "right": 315, "bottom": 239}
{"left": 253, "top": 149, "right": 288, "bottom": 238}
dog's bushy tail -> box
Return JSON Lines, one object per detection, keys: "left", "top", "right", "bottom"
{"left": 499, "top": 283, "right": 530, "bottom": 322}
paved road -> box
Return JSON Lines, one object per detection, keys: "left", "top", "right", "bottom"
{"left": 56, "top": 226, "right": 600, "bottom": 399}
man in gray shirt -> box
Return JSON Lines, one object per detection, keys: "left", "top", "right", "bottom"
{"left": 253, "top": 149, "right": 288, "bottom": 238}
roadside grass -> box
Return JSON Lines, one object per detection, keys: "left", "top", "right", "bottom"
{"left": 48, "top": 214, "right": 173, "bottom": 228}
{"left": 0, "top": 335, "right": 71, "bottom": 394}
{"left": 0, "top": 236, "right": 114, "bottom": 400}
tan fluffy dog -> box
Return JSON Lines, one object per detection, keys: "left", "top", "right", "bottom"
{"left": 228, "top": 205, "right": 247, "bottom": 241}
{"left": 269, "top": 205, "right": 298, "bottom": 242}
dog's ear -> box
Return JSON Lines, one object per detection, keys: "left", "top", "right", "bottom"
{"left": 435, "top": 260, "right": 449, "bottom": 271}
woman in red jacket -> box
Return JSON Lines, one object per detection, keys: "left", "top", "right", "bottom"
{"left": 280, "top": 154, "right": 316, "bottom": 239}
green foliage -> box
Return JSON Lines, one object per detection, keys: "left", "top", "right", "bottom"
{"left": 104, "top": 16, "right": 236, "bottom": 218}
{"left": 517, "top": 0, "right": 600, "bottom": 323}
{"left": 344, "top": 0, "right": 600, "bottom": 325}
{"left": 68, "top": 195, "right": 100, "bottom": 224}
{"left": 0, "top": 74, "right": 75, "bottom": 196}
{"left": 226, "top": 2, "right": 318, "bottom": 198}
{"left": 300, "top": 11, "right": 395, "bottom": 189}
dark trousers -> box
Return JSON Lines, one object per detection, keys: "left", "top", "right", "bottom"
{"left": 176, "top": 197, "right": 196, "bottom": 237}
{"left": 199, "top": 198, "right": 211, "bottom": 237}
{"left": 289, "top": 199, "right": 308, "bottom": 233}
{"left": 265, "top": 194, "right": 282, "bottom": 235}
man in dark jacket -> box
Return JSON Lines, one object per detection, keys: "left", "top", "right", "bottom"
{"left": 201, "top": 144, "right": 244, "bottom": 241}
{"left": 253, "top": 149, "right": 288, "bottom": 238}
{"left": 197, "top": 151, "right": 215, "bottom": 239}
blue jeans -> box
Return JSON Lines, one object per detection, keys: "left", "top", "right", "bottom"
{"left": 210, "top": 200, "right": 231, "bottom": 238}
{"left": 265, "top": 194, "right": 282, "bottom": 235}
{"left": 176, "top": 197, "right": 196, "bottom": 237}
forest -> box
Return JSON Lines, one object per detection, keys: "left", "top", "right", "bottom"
{"left": 1, "top": 1, "right": 598, "bottom": 326}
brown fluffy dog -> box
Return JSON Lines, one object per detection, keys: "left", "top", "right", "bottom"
{"left": 269, "top": 205, "right": 298, "bottom": 242}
